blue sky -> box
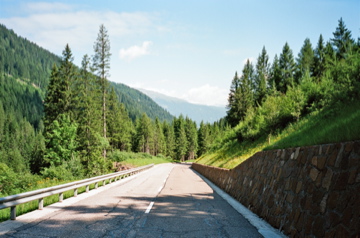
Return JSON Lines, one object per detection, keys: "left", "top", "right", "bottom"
{"left": 1, "top": 0, "right": 359, "bottom": 106}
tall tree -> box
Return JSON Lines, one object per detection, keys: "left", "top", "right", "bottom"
{"left": 75, "top": 55, "right": 103, "bottom": 173}
{"left": 133, "top": 113, "right": 153, "bottom": 154}
{"left": 173, "top": 115, "right": 188, "bottom": 161}
{"left": 255, "top": 46, "right": 270, "bottom": 104}
{"left": 296, "top": 38, "right": 314, "bottom": 81}
{"left": 198, "top": 121, "right": 210, "bottom": 157}
{"left": 227, "top": 71, "right": 241, "bottom": 127}
{"left": 153, "top": 117, "right": 165, "bottom": 156}
{"left": 331, "top": 18, "right": 354, "bottom": 60}
{"left": 312, "top": 34, "right": 326, "bottom": 80}
{"left": 93, "top": 24, "right": 111, "bottom": 159}
{"left": 279, "top": 42, "right": 296, "bottom": 93}
{"left": 269, "top": 54, "right": 281, "bottom": 93}
{"left": 185, "top": 117, "right": 198, "bottom": 160}
{"left": 163, "top": 120, "right": 175, "bottom": 158}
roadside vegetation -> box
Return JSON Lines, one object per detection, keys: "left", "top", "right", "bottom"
{"left": 196, "top": 18, "right": 360, "bottom": 169}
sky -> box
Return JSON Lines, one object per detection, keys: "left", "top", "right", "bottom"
{"left": 1, "top": 0, "right": 359, "bottom": 107}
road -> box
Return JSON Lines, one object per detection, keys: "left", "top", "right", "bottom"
{"left": 1, "top": 164, "right": 263, "bottom": 238}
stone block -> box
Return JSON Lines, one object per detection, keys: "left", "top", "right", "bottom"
{"left": 333, "top": 172, "right": 349, "bottom": 190}
{"left": 312, "top": 216, "right": 325, "bottom": 237}
{"left": 327, "top": 191, "right": 339, "bottom": 210}
{"left": 296, "top": 181, "right": 302, "bottom": 194}
{"left": 310, "top": 167, "right": 320, "bottom": 181}
{"left": 322, "top": 168, "right": 333, "bottom": 191}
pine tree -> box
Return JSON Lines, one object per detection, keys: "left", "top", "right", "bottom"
{"left": 255, "top": 46, "right": 270, "bottom": 105}
{"left": 163, "top": 120, "right": 175, "bottom": 158}
{"left": 296, "top": 38, "right": 314, "bottom": 82}
{"left": 173, "top": 115, "right": 188, "bottom": 161}
{"left": 93, "top": 24, "right": 111, "bottom": 159}
{"left": 134, "top": 113, "right": 153, "bottom": 154}
{"left": 107, "top": 88, "right": 133, "bottom": 152}
{"left": 331, "top": 18, "right": 354, "bottom": 60}
{"left": 279, "top": 42, "right": 296, "bottom": 93}
{"left": 226, "top": 71, "right": 241, "bottom": 127}
{"left": 198, "top": 121, "right": 210, "bottom": 157}
{"left": 75, "top": 55, "right": 103, "bottom": 172}
{"left": 153, "top": 117, "right": 165, "bottom": 156}
{"left": 269, "top": 54, "right": 281, "bottom": 93}
{"left": 185, "top": 117, "right": 198, "bottom": 160}
{"left": 312, "top": 35, "right": 326, "bottom": 80}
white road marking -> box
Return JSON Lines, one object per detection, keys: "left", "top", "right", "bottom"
{"left": 145, "top": 202, "right": 154, "bottom": 214}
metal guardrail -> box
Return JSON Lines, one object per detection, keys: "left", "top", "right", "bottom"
{"left": 0, "top": 164, "right": 154, "bottom": 220}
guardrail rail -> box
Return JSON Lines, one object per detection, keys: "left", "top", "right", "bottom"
{"left": 0, "top": 164, "right": 154, "bottom": 220}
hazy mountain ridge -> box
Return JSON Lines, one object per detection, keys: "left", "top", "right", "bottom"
{"left": 138, "top": 89, "right": 226, "bottom": 124}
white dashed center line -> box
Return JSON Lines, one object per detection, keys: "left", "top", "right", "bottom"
{"left": 145, "top": 202, "right": 154, "bottom": 214}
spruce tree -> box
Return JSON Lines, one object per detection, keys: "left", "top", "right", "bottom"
{"left": 296, "top": 38, "right": 314, "bottom": 82}
{"left": 93, "top": 24, "right": 111, "bottom": 159}
{"left": 269, "top": 54, "right": 281, "bottom": 93}
{"left": 163, "top": 120, "right": 175, "bottom": 158}
{"left": 312, "top": 35, "right": 326, "bottom": 80}
{"left": 279, "top": 42, "right": 296, "bottom": 93}
{"left": 173, "top": 115, "right": 188, "bottom": 161}
{"left": 255, "top": 46, "right": 270, "bottom": 105}
{"left": 331, "top": 18, "right": 354, "bottom": 60}
{"left": 185, "top": 117, "right": 198, "bottom": 160}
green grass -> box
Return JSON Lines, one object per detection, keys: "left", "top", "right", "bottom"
{"left": 196, "top": 101, "right": 360, "bottom": 169}
{"left": 119, "top": 153, "right": 173, "bottom": 167}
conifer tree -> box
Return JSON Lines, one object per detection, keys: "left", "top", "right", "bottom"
{"left": 163, "top": 120, "right": 175, "bottom": 158}
{"left": 153, "top": 117, "right": 165, "bottom": 156}
{"left": 198, "top": 121, "right": 210, "bottom": 157}
{"left": 173, "top": 115, "right": 188, "bottom": 161}
{"left": 269, "top": 54, "right": 281, "bottom": 93}
{"left": 279, "top": 42, "right": 296, "bottom": 93}
{"left": 255, "top": 46, "right": 270, "bottom": 105}
{"left": 134, "top": 113, "right": 153, "bottom": 153}
{"left": 312, "top": 35, "right": 326, "bottom": 80}
{"left": 331, "top": 18, "right": 354, "bottom": 60}
{"left": 296, "top": 38, "right": 314, "bottom": 81}
{"left": 185, "top": 117, "right": 198, "bottom": 160}
{"left": 75, "top": 55, "right": 103, "bottom": 172}
{"left": 227, "top": 71, "right": 241, "bottom": 127}
{"left": 93, "top": 24, "right": 111, "bottom": 159}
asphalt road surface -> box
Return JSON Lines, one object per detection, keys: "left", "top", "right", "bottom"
{"left": 1, "top": 163, "right": 263, "bottom": 238}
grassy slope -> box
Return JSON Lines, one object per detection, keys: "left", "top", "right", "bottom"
{"left": 195, "top": 101, "right": 360, "bottom": 169}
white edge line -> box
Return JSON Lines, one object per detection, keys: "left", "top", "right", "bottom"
{"left": 193, "top": 170, "right": 287, "bottom": 238}
{"left": 145, "top": 202, "right": 154, "bottom": 214}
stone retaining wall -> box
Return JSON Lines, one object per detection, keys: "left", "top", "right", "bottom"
{"left": 192, "top": 141, "right": 359, "bottom": 237}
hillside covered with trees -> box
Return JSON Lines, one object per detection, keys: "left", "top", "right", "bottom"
{"left": 0, "top": 24, "right": 224, "bottom": 197}
{"left": 197, "top": 18, "right": 360, "bottom": 168}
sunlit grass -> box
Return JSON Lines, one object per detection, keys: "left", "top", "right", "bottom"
{"left": 196, "top": 101, "right": 360, "bottom": 169}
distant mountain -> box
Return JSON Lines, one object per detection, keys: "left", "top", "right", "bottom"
{"left": 138, "top": 89, "right": 226, "bottom": 124}
{"left": 0, "top": 24, "right": 173, "bottom": 122}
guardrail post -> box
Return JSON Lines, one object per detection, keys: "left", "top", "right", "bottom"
{"left": 59, "top": 193, "right": 63, "bottom": 202}
{"left": 74, "top": 188, "right": 78, "bottom": 197}
{"left": 103, "top": 180, "right": 106, "bottom": 186}
{"left": 10, "top": 206, "right": 16, "bottom": 220}
{"left": 109, "top": 178, "right": 112, "bottom": 184}
{"left": 86, "top": 185, "right": 90, "bottom": 193}
{"left": 39, "top": 198, "right": 44, "bottom": 210}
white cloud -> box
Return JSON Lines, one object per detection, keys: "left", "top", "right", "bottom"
{"left": 23, "top": 2, "right": 73, "bottom": 13}
{"left": 119, "top": 41, "right": 152, "bottom": 61}
{"left": 0, "top": 4, "right": 158, "bottom": 59}
{"left": 181, "top": 84, "right": 228, "bottom": 107}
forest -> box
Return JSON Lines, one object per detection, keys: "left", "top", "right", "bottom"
{"left": 0, "top": 18, "right": 359, "bottom": 197}
{"left": 0, "top": 24, "right": 224, "bottom": 197}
